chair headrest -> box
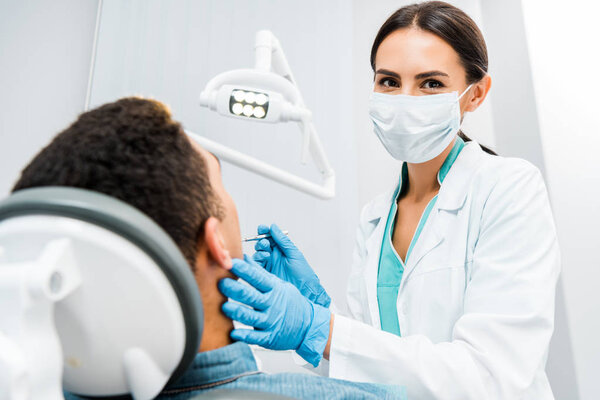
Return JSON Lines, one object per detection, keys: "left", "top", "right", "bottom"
{"left": 0, "top": 186, "right": 203, "bottom": 388}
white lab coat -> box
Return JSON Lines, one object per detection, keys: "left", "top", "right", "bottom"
{"left": 328, "top": 141, "right": 560, "bottom": 400}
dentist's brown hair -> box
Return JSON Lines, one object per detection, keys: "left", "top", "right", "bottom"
{"left": 371, "top": 1, "right": 496, "bottom": 155}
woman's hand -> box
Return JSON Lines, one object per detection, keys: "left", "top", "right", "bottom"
{"left": 218, "top": 255, "right": 331, "bottom": 367}
{"left": 252, "top": 224, "right": 331, "bottom": 307}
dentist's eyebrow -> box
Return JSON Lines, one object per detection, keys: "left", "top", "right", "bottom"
{"left": 375, "top": 69, "right": 401, "bottom": 78}
{"left": 415, "top": 70, "right": 449, "bottom": 79}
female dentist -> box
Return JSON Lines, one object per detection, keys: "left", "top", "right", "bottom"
{"left": 218, "top": 2, "right": 560, "bottom": 399}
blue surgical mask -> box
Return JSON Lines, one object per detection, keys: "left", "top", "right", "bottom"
{"left": 368, "top": 85, "right": 472, "bottom": 163}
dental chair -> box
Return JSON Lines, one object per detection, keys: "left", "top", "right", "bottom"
{"left": 0, "top": 187, "right": 292, "bottom": 400}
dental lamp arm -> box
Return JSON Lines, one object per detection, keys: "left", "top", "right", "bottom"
{"left": 255, "top": 30, "right": 297, "bottom": 88}
{"left": 186, "top": 131, "right": 335, "bottom": 199}
{"left": 255, "top": 30, "right": 311, "bottom": 166}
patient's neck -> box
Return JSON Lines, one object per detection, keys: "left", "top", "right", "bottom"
{"left": 194, "top": 258, "right": 235, "bottom": 352}
{"left": 198, "top": 290, "right": 234, "bottom": 352}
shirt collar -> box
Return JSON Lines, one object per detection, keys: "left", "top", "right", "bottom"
{"left": 165, "top": 342, "right": 259, "bottom": 390}
{"left": 436, "top": 139, "right": 488, "bottom": 210}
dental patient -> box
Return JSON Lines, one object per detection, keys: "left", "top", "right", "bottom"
{"left": 12, "top": 97, "right": 405, "bottom": 399}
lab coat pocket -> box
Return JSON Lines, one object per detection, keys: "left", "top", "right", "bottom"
{"left": 406, "top": 264, "right": 467, "bottom": 342}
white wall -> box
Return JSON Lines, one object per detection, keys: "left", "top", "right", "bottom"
{"left": 0, "top": 0, "right": 99, "bottom": 194}
{"left": 478, "top": 1, "right": 579, "bottom": 398}
{"left": 521, "top": 1, "right": 600, "bottom": 399}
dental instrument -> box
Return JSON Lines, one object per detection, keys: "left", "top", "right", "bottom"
{"left": 243, "top": 230, "right": 288, "bottom": 242}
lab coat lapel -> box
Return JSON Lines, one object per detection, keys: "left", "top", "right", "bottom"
{"left": 435, "top": 141, "right": 485, "bottom": 211}
{"left": 401, "top": 212, "right": 444, "bottom": 284}
{"left": 401, "top": 142, "right": 485, "bottom": 283}
{"left": 363, "top": 189, "right": 394, "bottom": 329}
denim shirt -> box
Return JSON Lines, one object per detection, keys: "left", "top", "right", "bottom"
{"left": 65, "top": 342, "right": 406, "bottom": 400}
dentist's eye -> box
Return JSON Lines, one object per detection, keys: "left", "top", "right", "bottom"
{"left": 379, "top": 77, "right": 399, "bottom": 88}
{"left": 422, "top": 79, "right": 444, "bottom": 90}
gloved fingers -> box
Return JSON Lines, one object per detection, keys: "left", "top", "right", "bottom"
{"left": 230, "top": 328, "right": 269, "bottom": 347}
{"left": 218, "top": 277, "right": 269, "bottom": 310}
{"left": 231, "top": 257, "right": 274, "bottom": 293}
{"left": 252, "top": 251, "right": 271, "bottom": 267}
{"left": 254, "top": 238, "right": 272, "bottom": 252}
{"left": 222, "top": 301, "right": 270, "bottom": 330}
{"left": 257, "top": 224, "right": 270, "bottom": 235}
{"left": 270, "top": 224, "right": 296, "bottom": 256}
{"left": 256, "top": 225, "right": 276, "bottom": 248}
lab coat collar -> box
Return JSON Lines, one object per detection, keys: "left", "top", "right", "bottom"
{"left": 435, "top": 140, "right": 486, "bottom": 211}
{"left": 364, "top": 187, "right": 397, "bottom": 223}
{"left": 402, "top": 141, "right": 487, "bottom": 282}
{"left": 364, "top": 140, "right": 485, "bottom": 222}
{"left": 360, "top": 141, "right": 488, "bottom": 320}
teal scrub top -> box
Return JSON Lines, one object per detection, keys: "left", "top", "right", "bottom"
{"left": 377, "top": 137, "right": 465, "bottom": 336}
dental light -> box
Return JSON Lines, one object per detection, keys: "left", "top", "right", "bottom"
{"left": 189, "top": 30, "right": 335, "bottom": 199}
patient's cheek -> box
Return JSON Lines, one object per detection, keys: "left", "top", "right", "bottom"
{"left": 231, "top": 241, "right": 243, "bottom": 260}
{"left": 222, "top": 200, "right": 242, "bottom": 259}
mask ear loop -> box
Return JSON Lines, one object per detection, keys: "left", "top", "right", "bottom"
{"left": 458, "top": 84, "right": 474, "bottom": 100}
{"left": 456, "top": 84, "right": 473, "bottom": 132}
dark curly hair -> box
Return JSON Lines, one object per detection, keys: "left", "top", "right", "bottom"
{"left": 12, "top": 97, "right": 222, "bottom": 269}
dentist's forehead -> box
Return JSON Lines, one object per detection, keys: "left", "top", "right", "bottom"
{"left": 375, "top": 28, "right": 460, "bottom": 73}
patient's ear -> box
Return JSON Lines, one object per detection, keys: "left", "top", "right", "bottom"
{"left": 203, "top": 217, "right": 233, "bottom": 270}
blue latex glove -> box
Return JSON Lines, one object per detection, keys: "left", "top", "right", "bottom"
{"left": 252, "top": 224, "right": 331, "bottom": 308}
{"left": 218, "top": 255, "right": 331, "bottom": 367}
